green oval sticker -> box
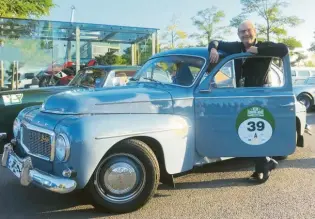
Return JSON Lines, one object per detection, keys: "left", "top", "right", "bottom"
{"left": 236, "top": 106, "right": 275, "bottom": 145}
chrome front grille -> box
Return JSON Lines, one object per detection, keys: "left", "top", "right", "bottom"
{"left": 20, "top": 122, "right": 55, "bottom": 161}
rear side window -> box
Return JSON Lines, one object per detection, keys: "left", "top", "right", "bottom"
{"left": 298, "top": 70, "right": 310, "bottom": 77}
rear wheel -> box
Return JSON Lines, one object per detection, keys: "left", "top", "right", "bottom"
{"left": 297, "top": 93, "right": 313, "bottom": 112}
{"left": 87, "top": 139, "right": 160, "bottom": 213}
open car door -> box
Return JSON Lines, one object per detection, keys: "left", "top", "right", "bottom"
{"left": 194, "top": 52, "right": 296, "bottom": 158}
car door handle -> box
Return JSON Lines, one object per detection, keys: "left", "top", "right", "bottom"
{"left": 279, "top": 102, "right": 295, "bottom": 107}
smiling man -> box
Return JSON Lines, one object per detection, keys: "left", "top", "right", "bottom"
{"left": 208, "top": 20, "right": 289, "bottom": 87}
{"left": 207, "top": 20, "right": 289, "bottom": 183}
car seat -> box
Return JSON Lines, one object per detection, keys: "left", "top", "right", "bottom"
{"left": 173, "top": 63, "right": 194, "bottom": 86}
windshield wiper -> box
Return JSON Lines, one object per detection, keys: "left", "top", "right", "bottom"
{"left": 129, "top": 77, "right": 139, "bottom": 81}
{"left": 142, "top": 77, "right": 163, "bottom": 84}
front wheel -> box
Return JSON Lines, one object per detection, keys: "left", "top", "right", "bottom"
{"left": 87, "top": 139, "right": 160, "bottom": 213}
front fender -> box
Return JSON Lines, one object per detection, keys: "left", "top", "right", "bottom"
{"left": 54, "top": 114, "right": 195, "bottom": 189}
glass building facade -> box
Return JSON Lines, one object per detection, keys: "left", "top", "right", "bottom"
{"left": 0, "top": 17, "right": 158, "bottom": 89}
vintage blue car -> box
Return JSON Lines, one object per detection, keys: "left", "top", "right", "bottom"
{"left": 1, "top": 47, "right": 312, "bottom": 213}
{"left": 293, "top": 76, "right": 315, "bottom": 112}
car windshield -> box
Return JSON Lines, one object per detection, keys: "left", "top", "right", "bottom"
{"left": 132, "top": 55, "right": 205, "bottom": 86}
{"left": 69, "top": 68, "right": 107, "bottom": 88}
{"left": 69, "top": 67, "right": 139, "bottom": 88}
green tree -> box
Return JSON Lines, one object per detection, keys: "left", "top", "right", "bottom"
{"left": 304, "top": 61, "right": 315, "bottom": 67}
{"left": 278, "top": 37, "right": 307, "bottom": 66}
{"left": 230, "top": 0, "right": 303, "bottom": 41}
{"left": 279, "top": 37, "right": 302, "bottom": 50}
{"left": 160, "top": 15, "right": 187, "bottom": 50}
{"left": 190, "top": 7, "right": 231, "bottom": 46}
{"left": 122, "top": 47, "right": 132, "bottom": 65}
{"left": 95, "top": 51, "right": 127, "bottom": 65}
{"left": 0, "top": 0, "right": 55, "bottom": 18}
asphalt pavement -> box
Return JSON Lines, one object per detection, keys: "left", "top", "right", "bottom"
{"left": 0, "top": 113, "right": 314, "bottom": 219}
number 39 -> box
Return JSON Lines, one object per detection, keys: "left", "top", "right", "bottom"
{"left": 247, "top": 121, "right": 265, "bottom": 132}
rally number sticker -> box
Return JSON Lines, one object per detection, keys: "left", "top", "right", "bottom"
{"left": 236, "top": 106, "right": 275, "bottom": 146}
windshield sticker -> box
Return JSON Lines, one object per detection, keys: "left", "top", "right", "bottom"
{"left": 236, "top": 106, "right": 275, "bottom": 145}
{"left": 2, "top": 93, "right": 24, "bottom": 106}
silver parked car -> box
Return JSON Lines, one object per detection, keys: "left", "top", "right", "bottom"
{"left": 293, "top": 77, "right": 315, "bottom": 112}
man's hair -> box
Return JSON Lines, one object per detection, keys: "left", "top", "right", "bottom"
{"left": 238, "top": 20, "right": 256, "bottom": 32}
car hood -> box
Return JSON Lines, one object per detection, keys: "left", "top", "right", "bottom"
{"left": 0, "top": 85, "right": 88, "bottom": 107}
{"left": 41, "top": 84, "right": 174, "bottom": 114}
{"left": 0, "top": 85, "right": 83, "bottom": 96}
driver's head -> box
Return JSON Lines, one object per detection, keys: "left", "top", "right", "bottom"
{"left": 237, "top": 20, "right": 257, "bottom": 47}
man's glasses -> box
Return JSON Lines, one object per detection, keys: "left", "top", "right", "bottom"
{"left": 238, "top": 28, "right": 254, "bottom": 34}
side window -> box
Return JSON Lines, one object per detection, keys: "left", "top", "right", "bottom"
{"left": 152, "top": 63, "right": 173, "bottom": 83}
{"left": 298, "top": 70, "right": 310, "bottom": 77}
{"left": 213, "top": 60, "right": 235, "bottom": 88}
{"left": 135, "top": 56, "right": 205, "bottom": 86}
{"left": 211, "top": 57, "right": 284, "bottom": 89}
{"left": 268, "top": 65, "right": 284, "bottom": 87}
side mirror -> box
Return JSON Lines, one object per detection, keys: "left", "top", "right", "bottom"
{"left": 199, "top": 80, "right": 217, "bottom": 93}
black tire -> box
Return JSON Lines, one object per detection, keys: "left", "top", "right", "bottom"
{"left": 87, "top": 139, "right": 160, "bottom": 213}
{"left": 297, "top": 93, "right": 313, "bottom": 112}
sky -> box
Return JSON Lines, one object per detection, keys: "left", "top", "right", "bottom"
{"left": 42, "top": 0, "right": 315, "bottom": 50}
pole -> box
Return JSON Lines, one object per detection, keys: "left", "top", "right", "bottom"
{"left": 11, "top": 61, "right": 15, "bottom": 90}
{"left": 152, "top": 32, "right": 156, "bottom": 56}
{"left": 15, "top": 61, "right": 19, "bottom": 89}
{"left": 70, "top": 6, "right": 75, "bottom": 23}
{"left": 76, "top": 26, "right": 80, "bottom": 74}
{"left": 0, "top": 60, "right": 3, "bottom": 88}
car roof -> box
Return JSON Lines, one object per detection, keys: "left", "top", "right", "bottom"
{"left": 151, "top": 47, "right": 210, "bottom": 60}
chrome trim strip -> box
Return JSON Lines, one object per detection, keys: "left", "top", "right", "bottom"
{"left": 172, "top": 97, "right": 194, "bottom": 100}
{"left": 95, "top": 98, "right": 172, "bottom": 106}
{"left": 1, "top": 144, "right": 77, "bottom": 194}
{"left": 95, "top": 126, "right": 191, "bottom": 140}
{"left": 195, "top": 95, "right": 295, "bottom": 99}
{"left": 20, "top": 121, "right": 55, "bottom": 162}
{"left": 41, "top": 109, "right": 79, "bottom": 115}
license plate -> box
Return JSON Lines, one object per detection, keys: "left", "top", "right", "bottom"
{"left": 7, "top": 154, "right": 23, "bottom": 178}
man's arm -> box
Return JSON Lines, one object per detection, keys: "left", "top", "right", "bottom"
{"left": 208, "top": 40, "right": 241, "bottom": 54}
{"left": 256, "top": 42, "right": 289, "bottom": 57}
{"left": 208, "top": 40, "right": 241, "bottom": 63}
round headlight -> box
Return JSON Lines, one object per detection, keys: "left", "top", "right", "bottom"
{"left": 13, "top": 118, "right": 21, "bottom": 137}
{"left": 55, "top": 134, "right": 70, "bottom": 162}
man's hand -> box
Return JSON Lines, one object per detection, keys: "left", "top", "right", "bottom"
{"left": 209, "top": 48, "right": 219, "bottom": 63}
{"left": 246, "top": 46, "right": 258, "bottom": 54}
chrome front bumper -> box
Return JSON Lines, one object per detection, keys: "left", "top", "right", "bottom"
{"left": 1, "top": 143, "right": 77, "bottom": 194}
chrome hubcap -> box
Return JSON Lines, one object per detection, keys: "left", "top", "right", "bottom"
{"left": 104, "top": 162, "right": 137, "bottom": 195}
{"left": 95, "top": 153, "right": 146, "bottom": 204}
